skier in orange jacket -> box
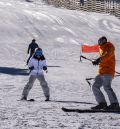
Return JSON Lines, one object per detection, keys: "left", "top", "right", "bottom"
{"left": 91, "top": 36, "right": 119, "bottom": 110}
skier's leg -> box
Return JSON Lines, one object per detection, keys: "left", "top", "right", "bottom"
{"left": 27, "top": 56, "right": 31, "bottom": 65}
{"left": 102, "top": 75, "right": 119, "bottom": 104}
{"left": 92, "top": 75, "right": 106, "bottom": 103}
{"left": 27, "top": 53, "right": 32, "bottom": 65}
{"left": 21, "top": 75, "right": 36, "bottom": 99}
{"left": 37, "top": 74, "right": 50, "bottom": 100}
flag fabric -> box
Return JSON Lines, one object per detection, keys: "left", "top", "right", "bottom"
{"left": 81, "top": 44, "right": 99, "bottom": 53}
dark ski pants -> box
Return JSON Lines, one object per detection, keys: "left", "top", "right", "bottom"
{"left": 92, "top": 74, "right": 119, "bottom": 104}
{"left": 22, "top": 74, "right": 50, "bottom": 99}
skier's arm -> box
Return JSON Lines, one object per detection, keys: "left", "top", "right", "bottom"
{"left": 28, "top": 59, "right": 34, "bottom": 70}
{"left": 42, "top": 60, "right": 48, "bottom": 72}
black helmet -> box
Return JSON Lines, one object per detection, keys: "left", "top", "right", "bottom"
{"left": 98, "top": 36, "right": 107, "bottom": 46}
{"left": 34, "top": 48, "right": 43, "bottom": 57}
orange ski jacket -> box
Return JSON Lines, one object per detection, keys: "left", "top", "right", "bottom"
{"left": 99, "top": 42, "right": 115, "bottom": 77}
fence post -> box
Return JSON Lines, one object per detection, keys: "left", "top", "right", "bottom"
{"left": 47, "top": 0, "right": 120, "bottom": 19}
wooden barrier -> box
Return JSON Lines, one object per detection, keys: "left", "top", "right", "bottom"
{"left": 47, "top": 0, "right": 120, "bottom": 19}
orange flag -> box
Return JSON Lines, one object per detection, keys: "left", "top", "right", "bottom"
{"left": 81, "top": 44, "right": 99, "bottom": 53}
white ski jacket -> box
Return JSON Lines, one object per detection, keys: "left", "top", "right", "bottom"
{"left": 28, "top": 57, "right": 47, "bottom": 76}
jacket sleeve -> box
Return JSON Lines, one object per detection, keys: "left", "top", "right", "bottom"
{"left": 41, "top": 60, "right": 47, "bottom": 69}
{"left": 27, "top": 44, "right": 30, "bottom": 54}
{"left": 42, "top": 60, "right": 47, "bottom": 66}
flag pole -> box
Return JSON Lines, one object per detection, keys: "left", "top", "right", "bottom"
{"left": 80, "top": 43, "right": 82, "bottom": 62}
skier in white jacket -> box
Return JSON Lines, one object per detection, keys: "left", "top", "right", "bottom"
{"left": 21, "top": 48, "right": 50, "bottom": 101}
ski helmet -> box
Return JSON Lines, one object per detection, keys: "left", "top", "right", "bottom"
{"left": 98, "top": 36, "right": 107, "bottom": 46}
{"left": 34, "top": 48, "right": 43, "bottom": 57}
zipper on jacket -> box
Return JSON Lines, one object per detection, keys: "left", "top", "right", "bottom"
{"left": 37, "top": 60, "right": 39, "bottom": 75}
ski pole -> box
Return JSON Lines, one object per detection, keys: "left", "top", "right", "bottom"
{"left": 86, "top": 78, "right": 95, "bottom": 87}
{"left": 86, "top": 73, "right": 120, "bottom": 87}
{"left": 81, "top": 56, "right": 120, "bottom": 76}
{"left": 82, "top": 56, "right": 120, "bottom": 86}
{"left": 80, "top": 55, "right": 93, "bottom": 62}
{"left": 115, "top": 71, "right": 120, "bottom": 77}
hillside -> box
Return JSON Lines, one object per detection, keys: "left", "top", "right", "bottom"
{"left": 0, "top": 0, "right": 120, "bottom": 129}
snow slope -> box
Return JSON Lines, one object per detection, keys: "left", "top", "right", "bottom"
{"left": 0, "top": 0, "right": 120, "bottom": 129}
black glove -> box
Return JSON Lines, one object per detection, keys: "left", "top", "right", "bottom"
{"left": 92, "top": 57, "right": 101, "bottom": 66}
{"left": 29, "top": 66, "right": 34, "bottom": 70}
{"left": 43, "top": 66, "right": 47, "bottom": 71}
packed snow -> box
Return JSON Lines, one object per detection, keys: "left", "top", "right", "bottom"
{"left": 0, "top": 0, "right": 120, "bottom": 129}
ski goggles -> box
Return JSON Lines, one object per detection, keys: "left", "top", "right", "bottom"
{"left": 98, "top": 39, "right": 105, "bottom": 46}
{"left": 98, "top": 37, "right": 107, "bottom": 46}
{"left": 35, "top": 51, "right": 43, "bottom": 57}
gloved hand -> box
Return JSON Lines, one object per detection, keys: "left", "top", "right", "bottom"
{"left": 43, "top": 66, "right": 47, "bottom": 71}
{"left": 92, "top": 57, "right": 101, "bottom": 66}
{"left": 29, "top": 66, "right": 34, "bottom": 70}
{"left": 43, "top": 66, "right": 48, "bottom": 73}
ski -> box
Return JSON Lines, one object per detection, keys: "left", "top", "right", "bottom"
{"left": 62, "top": 107, "right": 120, "bottom": 113}
{"left": 27, "top": 99, "right": 35, "bottom": 101}
{"left": 17, "top": 99, "right": 35, "bottom": 102}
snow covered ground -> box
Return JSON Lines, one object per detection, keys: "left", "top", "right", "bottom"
{"left": 0, "top": 0, "right": 120, "bottom": 128}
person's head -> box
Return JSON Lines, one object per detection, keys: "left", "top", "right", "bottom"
{"left": 98, "top": 36, "right": 107, "bottom": 46}
{"left": 34, "top": 48, "right": 43, "bottom": 60}
{"left": 32, "top": 39, "right": 36, "bottom": 43}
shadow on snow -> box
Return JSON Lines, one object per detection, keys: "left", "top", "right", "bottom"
{"left": 48, "top": 65, "right": 61, "bottom": 68}
{"left": 25, "top": 0, "right": 33, "bottom": 2}
{"left": 0, "top": 67, "right": 29, "bottom": 76}
{"left": 0, "top": 66, "right": 61, "bottom": 76}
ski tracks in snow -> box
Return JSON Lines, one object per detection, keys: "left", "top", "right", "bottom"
{"left": 98, "top": 18, "right": 120, "bottom": 34}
